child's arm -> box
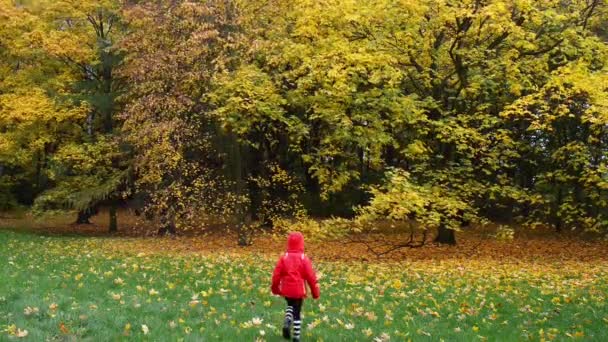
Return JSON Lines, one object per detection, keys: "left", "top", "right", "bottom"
{"left": 303, "top": 257, "right": 320, "bottom": 299}
{"left": 271, "top": 258, "right": 283, "bottom": 295}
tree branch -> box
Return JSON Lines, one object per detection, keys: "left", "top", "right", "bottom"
{"left": 581, "top": 0, "right": 600, "bottom": 30}
{"left": 519, "top": 38, "right": 564, "bottom": 57}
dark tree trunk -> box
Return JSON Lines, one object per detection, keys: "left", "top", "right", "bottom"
{"left": 158, "top": 214, "right": 176, "bottom": 236}
{"left": 553, "top": 186, "right": 563, "bottom": 233}
{"left": 435, "top": 223, "right": 456, "bottom": 245}
{"left": 109, "top": 205, "right": 118, "bottom": 233}
{"left": 158, "top": 224, "right": 176, "bottom": 236}
{"left": 237, "top": 218, "right": 253, "bottom": 247}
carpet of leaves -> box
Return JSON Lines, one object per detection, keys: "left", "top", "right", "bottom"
{"left": 1, "top": 229, "right": 607, "bottom": 341}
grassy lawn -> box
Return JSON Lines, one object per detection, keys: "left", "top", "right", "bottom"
{"left": 1, "top": 229, "right": 607, "bottom": 341}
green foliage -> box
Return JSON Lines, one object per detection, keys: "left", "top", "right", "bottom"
{"left": 32, "top": 137, "right": 130, "bottom": 215}
{"left": 356, "top": 168, "right": 477, "bottom": 232}
{"left": 502, "top": 63, "right": 608, "bottom": 231}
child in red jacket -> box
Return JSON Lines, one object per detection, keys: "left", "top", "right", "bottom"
{"left": 271, "top": 232, "right": 320, "bottom": 342}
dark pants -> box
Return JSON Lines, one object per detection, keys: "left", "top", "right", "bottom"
{"left": 285, "top": 297, "right": 303, "bottom": 339}
{"left": 285, "top": 297, "right": 303, "bottom": 321}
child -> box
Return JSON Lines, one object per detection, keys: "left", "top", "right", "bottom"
{"left": 271, "top": 232, "right": 320, "bottom": 342}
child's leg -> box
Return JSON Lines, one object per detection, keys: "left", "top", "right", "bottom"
{"left": 292, "top": 299, "right": 303, "bottom": 341}
{"left": 284, "top": 298, "right": 295, "bottom": 326}
{"left": 283, "top": 298, "right": 295, "bottom": 339}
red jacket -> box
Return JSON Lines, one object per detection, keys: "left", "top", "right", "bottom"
{"left": 271, "top": 232, "right": 320, "bottom": 299}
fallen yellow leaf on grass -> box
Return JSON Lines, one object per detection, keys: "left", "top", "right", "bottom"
{"left": 16, "top": 329, "right": 28, "bottom": 338}
{"left": 566, "top": 331, "right": 585, "bottom": 338}
{"left": 6, "top": 325, "right": 28, "bottom": 338}
{"left": 23, "top": 306, "right": 39, "bottom": 316}
{"left": 141, "top": 324, "right": 149, "bottom": 335}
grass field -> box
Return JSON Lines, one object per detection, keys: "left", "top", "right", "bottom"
{"left": 1, "top": 229, "right": 608, "bottom": 341}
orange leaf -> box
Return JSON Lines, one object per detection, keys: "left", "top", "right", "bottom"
{"left": 59, "top": 323, "right": 69, "bottom": 334}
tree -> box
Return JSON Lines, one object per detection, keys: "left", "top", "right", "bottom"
{"left": 0, "top": 0, "right": 129, "bottom": 232}
{"left": 503, "top": 63, "right": 608, "bottom": 232}
{"left": 0, "top": 1, "right": 89, "bottom": 208}
{"left": 32, "top": 0, "right": 128, "bottom": 232}
{"left": 119, "top": 0, "right": 247, "bottom": 236}
{"left": 232, "top": 0, "right": 608, "bottom": 240}
{"left": 354, "top": 168, "right": 476, "bottom": 252}
{"left": 2, "top": 0, "right": 607, "bottom": 241}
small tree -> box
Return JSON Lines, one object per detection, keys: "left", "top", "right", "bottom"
{"left": 32, "top": 138, "right": 130, "bottom": 232}
{"left": 353, "top": 168, "right": 476, "bottom": 255}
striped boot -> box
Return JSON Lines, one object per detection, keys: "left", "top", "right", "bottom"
{"left": 292, "top": 319, "right": 301, "bottom": 342}
{"left": 282, "top": 306, "right": 293, "bottom": 339}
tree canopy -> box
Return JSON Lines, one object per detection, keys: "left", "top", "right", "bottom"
{"left": 1, "top": 0, "right": 607, "bottom": 242}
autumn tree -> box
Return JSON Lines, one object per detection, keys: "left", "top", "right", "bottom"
{"left": 119, "top": 0, "right": 243, "bottom": 236}
{"left": 0, "top": 1, "right": 88, "bottom": 209}
{"left": 1, "top": 0, "right": 606, "bottom": 243}
{"left": 219, "top": 0, "right": 608, "bottom": 242}
{"left": 0, "top": 0, "right": 129, "bottom": 231}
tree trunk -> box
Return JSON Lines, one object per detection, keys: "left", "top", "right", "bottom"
{"left": 226, "top": 133, "right": 253, "bottom": 246}
{"left": 434, "top": 223, "right": 456, "bottom": 245}
{"left": 554, "top": 186, "right": 563, "bottom": 233}
{"left": 108, "top": 205, "right": 118, "bottom": 233}
{"left": 158, "top": 214, "right": 176, "bottom": 236}
{"left": 158, "top": 224, "right": 176, "bottom": 236}
{"left": 237, "top": 222, "right": 252, "bottom": 246}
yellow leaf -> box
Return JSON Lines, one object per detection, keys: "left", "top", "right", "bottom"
{"left": 16, "top": 329, "right": 28, "bottom": 338}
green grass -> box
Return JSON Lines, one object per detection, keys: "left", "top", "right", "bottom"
{"left": 1, "top": 229, "right": 607, "bottom": 341}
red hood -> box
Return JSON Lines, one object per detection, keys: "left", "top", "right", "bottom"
{"left": 287, "top": 232, "right": 305, "bottom": 253}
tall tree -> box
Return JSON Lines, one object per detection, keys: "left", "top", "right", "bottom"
{"left": 219, "top": 0, "right": 608, "bottom": 241}
{"left": 120, "top": 0, "right": 245, "bottom": 236}
{"left": 0, "top": 0, "right": 129, "bottom": 231}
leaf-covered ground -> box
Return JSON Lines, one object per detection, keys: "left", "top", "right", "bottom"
{"left": 1, "top": 229, "right": 607, "bottom": 341}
